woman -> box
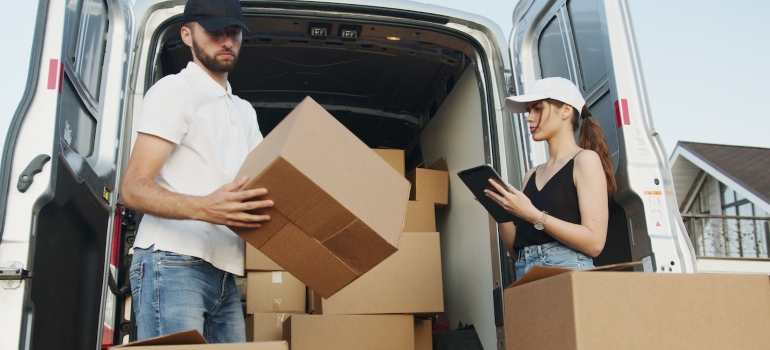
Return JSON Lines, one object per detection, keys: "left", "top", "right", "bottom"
{"left": 486, "top": 77, "right": 616, "bottom": 280}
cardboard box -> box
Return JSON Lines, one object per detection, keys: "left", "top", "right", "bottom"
{"left": 246, "top": 271, "right": 306, "bottom": 314}
{"left": 313, "top": 231, "right": 444, "bottom": 316}
{"left": 284, "top": 314, "right": 414, "bottom": 350}
{"left": 406, "top": 159, "right": 448, "bottom": 205}
{"left": 245, "top": 313, "right": 298, "bottom": 342}
{"left": 372, "top": 148, "right": 405, "bottom": 176}
{"left": 414, "top": 318, "right": 433, "bottom": 350}
{"left": 504, "top": 265, "right": 770, "bottom": 350}
{"left": 230, "top": 97, "right": 411, "bottom": 298}
{"left": 403, "top": 200, "right": 436, "bottom": 232}
{"left": 246, "top": 243, "right": 283, "bottom": 271}
{"left": 111, "top": 329, "right": 288, "bottom": 349}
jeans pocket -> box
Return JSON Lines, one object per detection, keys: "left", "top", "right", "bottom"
{"left": 541, "top": 248, "right": 582, "bottom": 269}
{"left": 158, "top": 251, "right": 204, "bottom": 267}
{"left": 129, "top": 260, "right": 143, "bottom": 314}
{"left": 576, "top": 251, "right": 595, "bottom": 269}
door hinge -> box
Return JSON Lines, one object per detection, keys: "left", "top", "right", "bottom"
{"left": 1, "top": 262, "right": 32, "bottom": 290}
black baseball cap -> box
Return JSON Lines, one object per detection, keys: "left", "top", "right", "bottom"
{"left": 183, "top": 0, "right": 249, "bottom": 33}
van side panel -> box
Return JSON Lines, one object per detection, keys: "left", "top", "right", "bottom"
{"left": 420, "top": 67, "right": 498, "bottom": 350}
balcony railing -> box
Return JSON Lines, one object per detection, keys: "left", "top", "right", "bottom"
{"left": 682, "top": 214, "right": 770, "bottom": 259}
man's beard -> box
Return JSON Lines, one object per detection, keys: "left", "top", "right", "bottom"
{"left": 192, "top": 37, "right": 238, "bottom": 73}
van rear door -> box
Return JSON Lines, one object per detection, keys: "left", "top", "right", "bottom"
{"left": 508, "top": 0, "right": 697, "bottom": 274}
{"left": 0, "top": 0, "right": 135, "bottom": 348}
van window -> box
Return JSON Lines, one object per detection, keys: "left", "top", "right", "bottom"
{"left": 567, "top": 0, "right": 607, "bottom": 92}
{"left": 537, "top": 17, "right": 570, "bottom": 80}
{"left": 535, "top": 0, "right": 620, "bottom": 168}
{"left": 60, "top": 0, "right": 108, "bottom": 157}
{"left": 66, "top": 0, "right": 108, "bottom": 102}
{"left": 60, "top": 80, "right": 97, "bottom": 156}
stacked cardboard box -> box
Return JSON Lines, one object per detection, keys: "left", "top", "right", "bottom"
{"left": 244, "top": 270, "right": 306, "bottom": 342}
{"left": 244, "top": 245, "right": 305, "bottom": 342}
{"left": 309, "top": 230, "right": 443, "bottom": 316}
{"left": 406, "top": 158, "right": 449, "bottom": 206}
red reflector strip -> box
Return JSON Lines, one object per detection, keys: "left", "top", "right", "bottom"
{"left": 47, "top": 59, "right": 58, "bottom": 90}
{"left": 614, "top": 99, "right": 630, "bottom": 127}
{"left": 59, "top": 61, "right": 64, "bottom": 93}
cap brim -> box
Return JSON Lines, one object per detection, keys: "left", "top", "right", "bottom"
{"left": 504, "top": 93, "right": 548, "bottom": 113}
{"left": 198, "top": 17, "right": 249, "bottom": 34}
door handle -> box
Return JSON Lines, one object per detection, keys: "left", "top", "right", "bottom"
{"left": 17, "top": 154, "right": 51, "bottom": 193}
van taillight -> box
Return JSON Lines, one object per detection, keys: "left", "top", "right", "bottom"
{"left": 102, "top": 205, "right": 124, "bottom": 348}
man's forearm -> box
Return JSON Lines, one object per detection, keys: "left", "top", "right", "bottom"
{"left": 122, "top": 177, "right": 201, "bottom": 221}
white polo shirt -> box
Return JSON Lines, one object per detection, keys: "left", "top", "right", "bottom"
{"left": 133, "top": 61, "right": 263, "bottom": 276}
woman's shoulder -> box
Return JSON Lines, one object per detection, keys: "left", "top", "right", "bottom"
{"left": 573, "top": 149, "right": 602, "bottom": 173}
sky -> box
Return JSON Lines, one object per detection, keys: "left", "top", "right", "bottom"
{"left": 415, "top": 0, "right": 770, "bottom": 154}
{"left": 2, "top": 1, "right": 769, "bottom": 157}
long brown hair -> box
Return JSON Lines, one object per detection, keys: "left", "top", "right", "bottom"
{"left": 548, "top": 99, "right": 617, "bottom": 196}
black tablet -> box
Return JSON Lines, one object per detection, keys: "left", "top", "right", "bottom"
{"left": 457, "top": 165, "right": 517, "bottom": 223}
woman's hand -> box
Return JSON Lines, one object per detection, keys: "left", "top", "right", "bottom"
{"left": 484, "top": 179, "right": 540, "bottom": 223}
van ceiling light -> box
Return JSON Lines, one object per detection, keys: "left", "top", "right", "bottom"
{"left": 309, "top": 22, "right": 332, "bottom": 38}
{"left": 338, "top": 24, "right": 362, "bottom": 41}
{"left": 386, "top": 36, "right": 401, "bottom": 41}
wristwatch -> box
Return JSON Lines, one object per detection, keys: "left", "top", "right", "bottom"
{"left": 533, "top": 211, "right": 548, "bottom": 230}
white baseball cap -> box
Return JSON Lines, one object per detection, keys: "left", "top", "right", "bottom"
{"left": 504, "top": 77, "right": 585, "bottom": 113}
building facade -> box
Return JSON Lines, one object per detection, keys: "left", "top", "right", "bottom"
{"left": 670, "top": 142, "right": 770, "bottom": 273}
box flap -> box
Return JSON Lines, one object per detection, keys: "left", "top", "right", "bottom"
{"left": 508, "top": 261, "right": 642, "bottom": 288}
{"left": 111, "top": 330, "right": 207, "bottom": 347}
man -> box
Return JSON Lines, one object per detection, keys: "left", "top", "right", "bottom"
{"left": 121, "top": 0, "right": 271, "bottom": 343}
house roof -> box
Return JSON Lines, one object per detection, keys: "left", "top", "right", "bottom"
{"left": 671, "top": 141, "right": 770, "bottom": 210}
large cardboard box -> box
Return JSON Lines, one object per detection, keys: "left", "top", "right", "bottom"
{"left": 284, "top": 314, "right": 414, "bottom": 350}
{"left": 245, "top": 313, "right": 298, "bottom": 342}
{"left": 313, "top": 231, "right": 444, "bottom": 316}
{"left": 246, "top": 271, "right": 306, "bottom": 314}
{"left": 372, "top": 148, "right": 405, "bottom": 176}
{"left": 504, "top": 266, "right": 770, "bottom": 350}
{"left": 111, "top": 330, "right": 288, "bottom": 349}
{"left": 246, "top": 243, "right": 282, "bottom": 271}
{"left": 403, "top": 200, "right": 436, "bottom": 232}
{"left": 230, "top": 97, "right": 411, "bottom": 298}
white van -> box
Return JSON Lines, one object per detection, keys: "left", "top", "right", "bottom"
{"left": 0, "top": 0, "right": 697, "bottom": 349}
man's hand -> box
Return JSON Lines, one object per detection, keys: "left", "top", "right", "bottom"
{"left": 193, "top": 175, "right": 273, "bottom": 228}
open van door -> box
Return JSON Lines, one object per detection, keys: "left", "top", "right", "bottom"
{"left": 508, "top": 0, "right": 697, "bottom": 275}
{"left": 0, "top": 0, "right": 135, "bottom": 348}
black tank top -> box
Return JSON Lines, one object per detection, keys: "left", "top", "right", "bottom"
{"left": 512, "top": 154, "right": 582, "bottom": 250}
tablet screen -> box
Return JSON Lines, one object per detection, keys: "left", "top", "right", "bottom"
{"left": 457, "top": 165, "right": 518, "bottom": 223}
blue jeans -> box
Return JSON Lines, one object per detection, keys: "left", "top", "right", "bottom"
{"left": 514, "top": 241, "right": 594, "bottom": 280}
{"left": 129, "top": 246, "right": 245, "bottom": 343}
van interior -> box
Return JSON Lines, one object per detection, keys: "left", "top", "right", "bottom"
{"left": 154, "top": 15, "right": 475, "bottom": 171}
{"left": 139, "top": 11, "right": 633, "bottom": 348}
